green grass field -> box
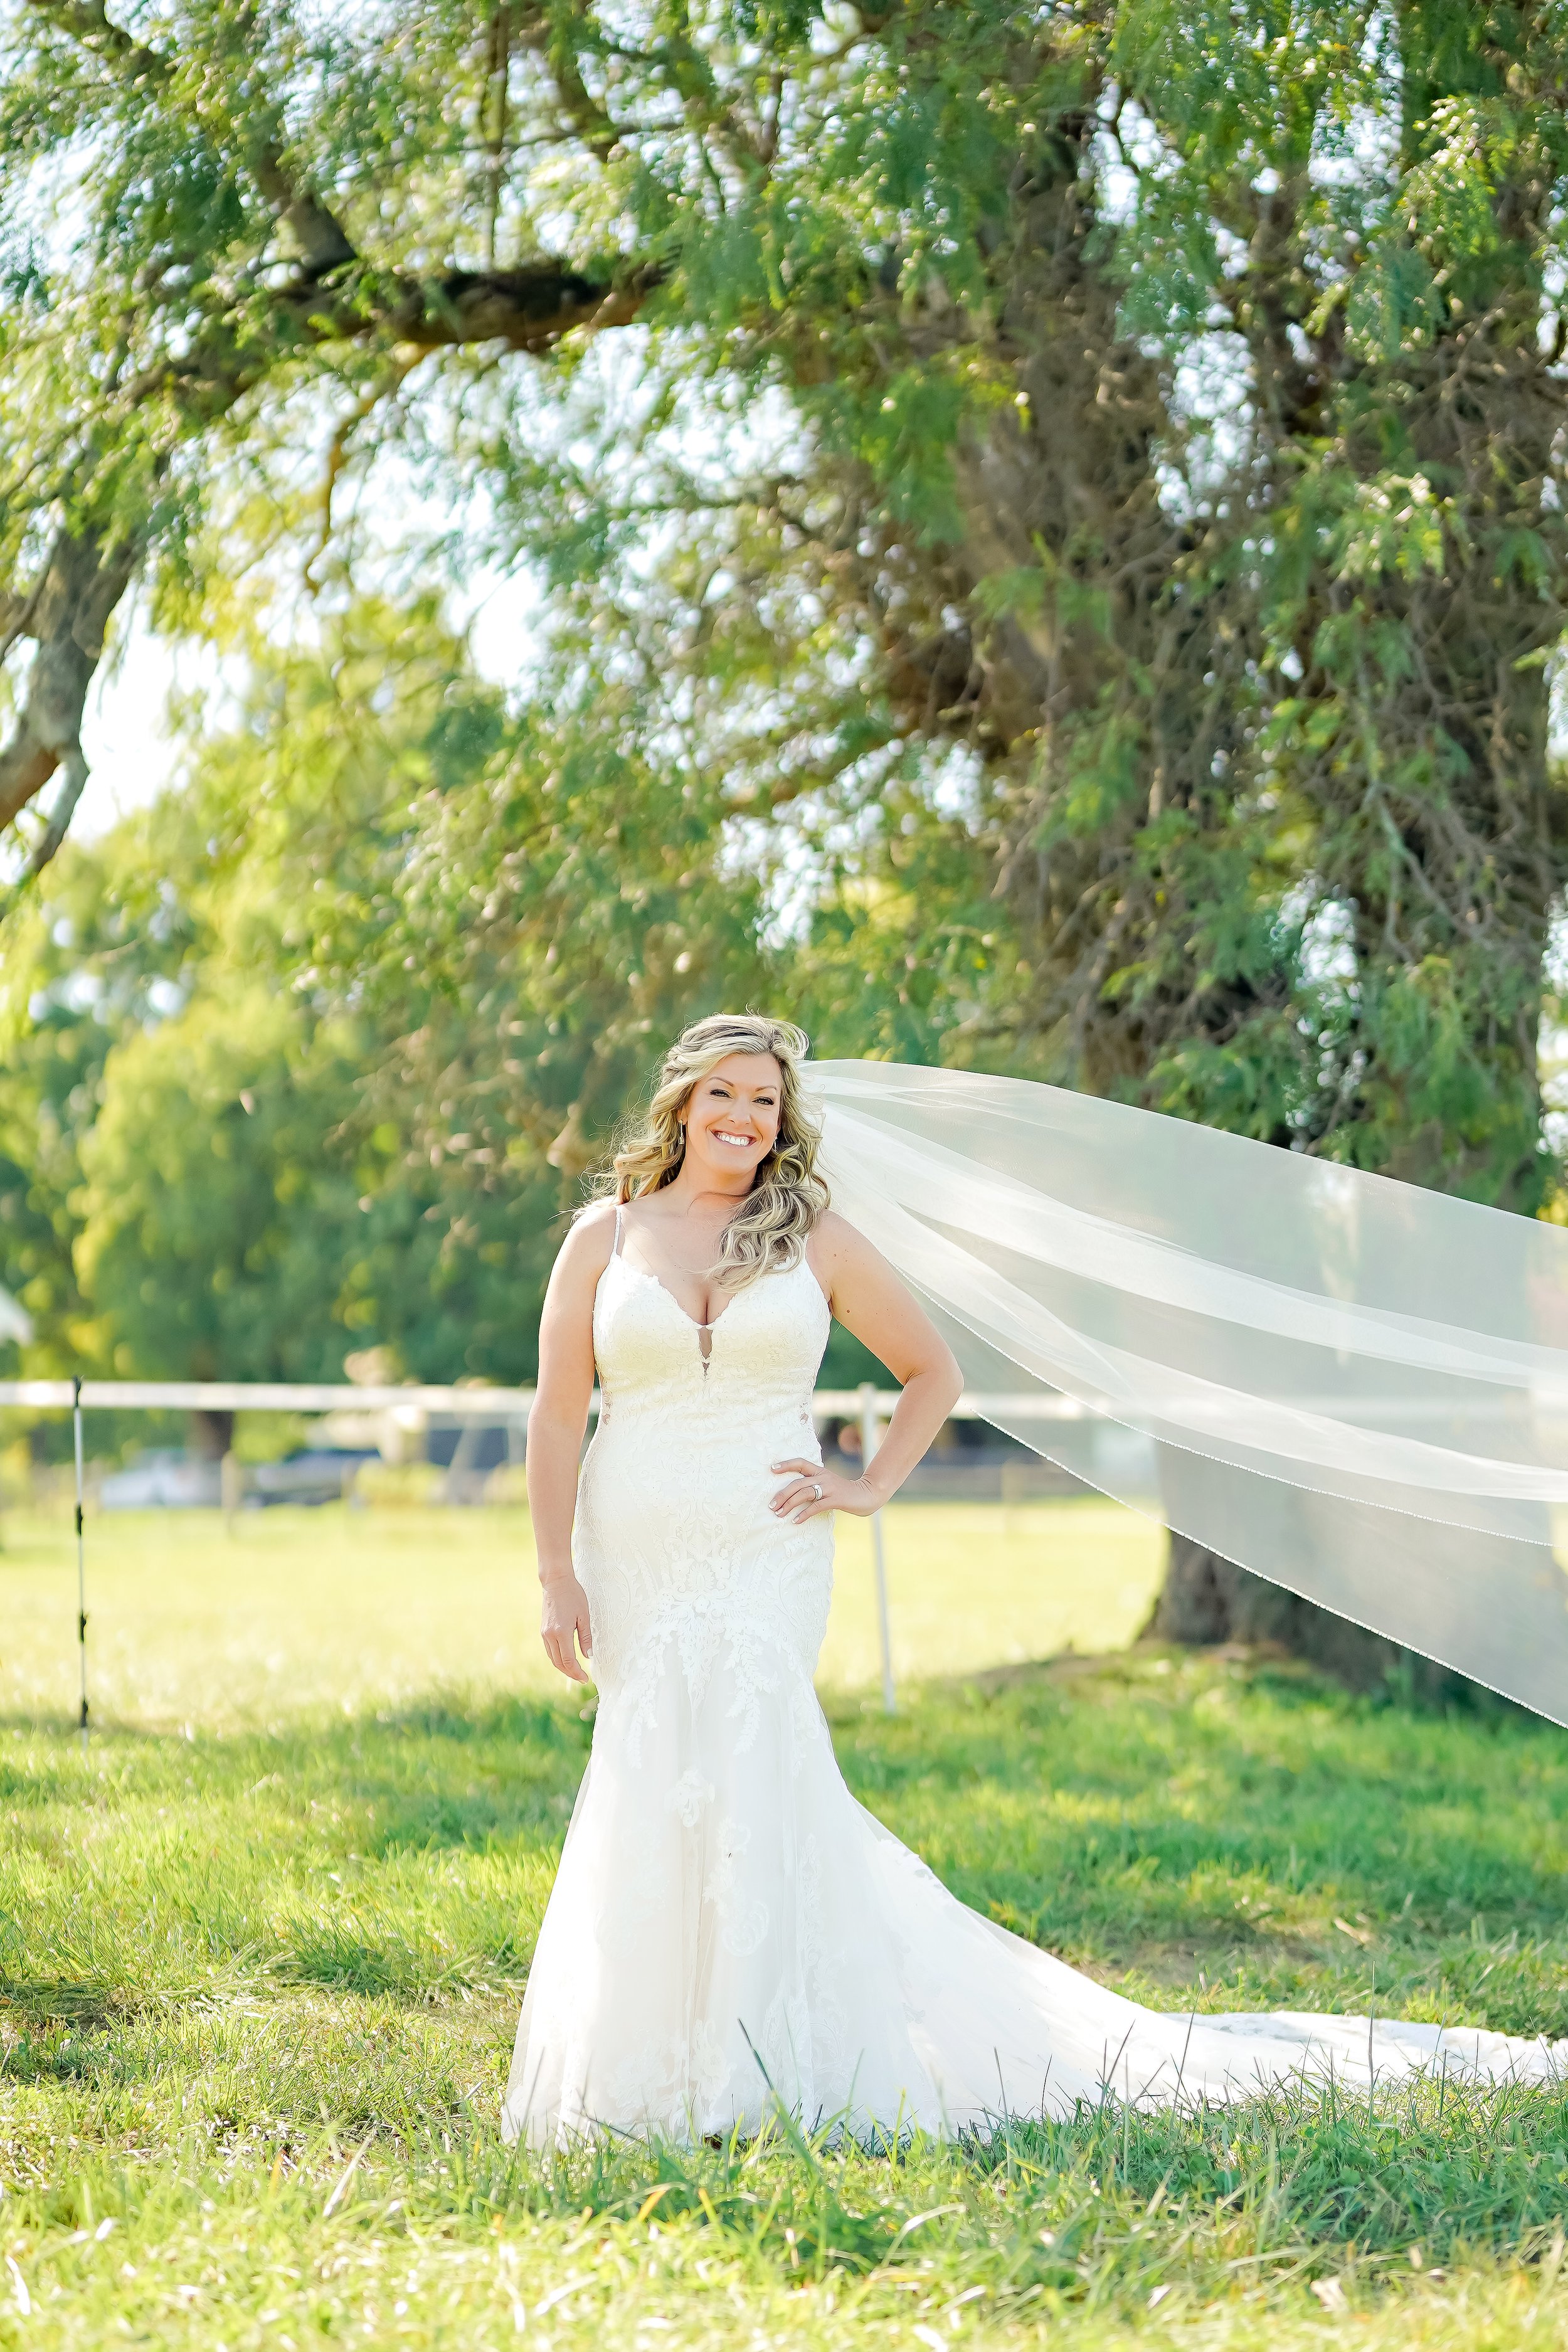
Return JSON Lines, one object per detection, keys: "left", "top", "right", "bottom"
{"left": 4, "top": 1499, "right": 1568, "bottom": 2348}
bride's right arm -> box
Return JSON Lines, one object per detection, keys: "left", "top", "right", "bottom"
{"left": 528, "top": 1204, "right": 616, "bottom": 1684}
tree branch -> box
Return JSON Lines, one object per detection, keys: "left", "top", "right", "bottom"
{"left": 28, "top": 0, "right": 358, "bottom": 277}
{"left": 0, "top": 250, "right": 662, "bottom": 894}
{"left": 302, "top": 353, "right": 425, "bottom": 592}
{"left": 23, "top": 0, "right": 162, "bottom": 78}
{"left": 0, "top": 518, "right": 139, "bottom": 841}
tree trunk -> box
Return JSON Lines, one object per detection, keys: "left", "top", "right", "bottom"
{"left": 0, "top": 518, "right": 142, "bottom": 894}
{"left": 1150, "top": 1532, "right": 1395, "bottom": 1682}
{"left": 189, "top": 1407, "right": 235, "bottom": 1461}
{"left": 1151, "top": 1532, "right": 1495, "bottom": 1706}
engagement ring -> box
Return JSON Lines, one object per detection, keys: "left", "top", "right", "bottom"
{"left": 810, "top": 1481, "right": 822, "bottom": 1500}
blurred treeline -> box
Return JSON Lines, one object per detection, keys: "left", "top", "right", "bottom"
{"left": 0, "top": 591, "right": 988, "bottom": 1402}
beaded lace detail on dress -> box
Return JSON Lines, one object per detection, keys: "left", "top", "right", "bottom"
{"left": 502, "top": 1237, "right": 1567, "bottom": 2147}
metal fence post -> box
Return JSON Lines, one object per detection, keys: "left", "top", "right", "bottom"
{"left": 73, "top": 1375, "right": 88, "bottom": 1751}
{"left": 857, "top": 1380, "right": 896, "bottom": 1713}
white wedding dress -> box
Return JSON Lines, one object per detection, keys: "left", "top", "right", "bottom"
{"left": 502, "top": 1231, "right": 1565, "bottom": 2147}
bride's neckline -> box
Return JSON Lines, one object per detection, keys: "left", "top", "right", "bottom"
{"left": 617, "top": 1259, "right": 734, "bottom": 1335}
{"left": 607, "top": 1251, "right": 765, "bottom": 1373}
{"left": 611, "top": 1198, "right": 753, "bottom": 1333}
{"left": 600, "top": 1226, "right": 829, "bottom": 1364}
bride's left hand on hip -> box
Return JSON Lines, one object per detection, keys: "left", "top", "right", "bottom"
{"left": 770, "top": 1459, "right": 879, "bottom": 1522}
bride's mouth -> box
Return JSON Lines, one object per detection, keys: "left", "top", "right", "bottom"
{"left": 711, "top": 1130, "right": 758, "bottom": 1148}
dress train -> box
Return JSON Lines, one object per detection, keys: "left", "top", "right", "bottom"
{"left": 503, "top": 1234, "right": 1564, "bottom": 2146}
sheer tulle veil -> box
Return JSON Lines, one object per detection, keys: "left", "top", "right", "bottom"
{"left": 807, "top": 1059, "right": 1568, "bottom": 1725}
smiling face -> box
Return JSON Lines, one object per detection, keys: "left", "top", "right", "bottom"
{"left": 679, "top": 1052, "right": 784, "bottom": 1190}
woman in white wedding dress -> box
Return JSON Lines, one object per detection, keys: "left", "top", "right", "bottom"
{"left": 502, "top": 1015, "right": 1564, "bottom": 2148}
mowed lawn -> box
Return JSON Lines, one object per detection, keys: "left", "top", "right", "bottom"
{"left": 4, "top": 1499, "right": 1568, "bottom": 2348}
{"left": 0, "top": 1494, "right": 1167, "bottom": 1725}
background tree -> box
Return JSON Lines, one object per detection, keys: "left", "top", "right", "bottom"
{"left": 0, "top": 596, "right": 897, "bottom": 1436}
{"left": 185, "top": 596, "right": 893, "bottom": 1384}
{"left": 0, "top": 813, "right": 200, "bottom": 1453}
{"left": 74, "top": 988, "right": 361, "bottom": 1453}
{"left": 9, "top": 3, "right": 1564, "bottom": 1181}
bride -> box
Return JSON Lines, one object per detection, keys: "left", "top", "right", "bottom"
{"left": 503, "top": 1013, "right": 1564, "bottom": 2147}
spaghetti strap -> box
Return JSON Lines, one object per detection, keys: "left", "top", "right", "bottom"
{"left": 612, "top": 1205, "right": 625, "bottom": 1258}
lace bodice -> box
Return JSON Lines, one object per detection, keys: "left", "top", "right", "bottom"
{"left": 575, "top": 1239, "right": 832, "bottom": 1707}
{"left": 593, "top": 1241, "right": 830, "bottom": 1431}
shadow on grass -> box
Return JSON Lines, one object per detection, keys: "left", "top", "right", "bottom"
{"left": 409, "top": 2070, "right": 1568, "bottom": 2292}
{"left": 370, "top": 1693, "right": 591, "bottom": 1749}
{"left": 0, "top": 1754, "right": 76, "bottom": 1803}
{"left": 0, "top": 1972, "right": 164, "bottom": 2085}
{"left": 343, "top": 1695, "right": 590, "bottom": 1860}
{"left": 0, "top": 1688, "right": 585, "bottom": 1749}
{"left": 0, "top": 1689, "right": 591, "bottom": 1854}
{"left": 0, "top": 1708, "right": 176, "bottom": 1747}
{"left": 0, "top": 1974, "right": 122, "bottom": 2028}
{"left": 275, "top": 1931, "right": 498, "bottom": 1999}
{"left": 9, "top": 1654, "right": 1568, "bottom": 2031}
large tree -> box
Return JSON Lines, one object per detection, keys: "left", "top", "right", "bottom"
{"left": 6, "top": 1, "right": 1568, "bottom": 1669}
{"left": 5, "top": 3, "right": 1565, "bottom": 1152}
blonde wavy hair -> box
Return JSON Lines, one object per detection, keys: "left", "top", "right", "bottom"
{"left": 601, "top": 1014, "right": 829, "bottom": 1291}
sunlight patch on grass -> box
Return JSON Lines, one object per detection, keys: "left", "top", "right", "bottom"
{"left": 827, "top": 1498, "right": 1163, "bottom": 1690}
{"left": 0, "top": 1495, "right": 1163, "bottom": 1732}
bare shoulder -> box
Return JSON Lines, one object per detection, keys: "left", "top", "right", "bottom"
{"left": 816, "top": 1207, "right": 876, "bottom": 1252}
{"left": 575, "top": 1196, "right": 620, "bottom": 1236}
{"left": 808, "top": 1209, "right": 886, "bottom": 1276}
{"left": 554, "top": 1198, "right": 619, "bottom": 1281}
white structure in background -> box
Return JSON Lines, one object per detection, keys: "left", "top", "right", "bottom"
{"left": 0, "top": 1286, "right": 32, "bottom": 1347}
{"left": 100, "top": 1449, "right": 223, "bottom": 1508}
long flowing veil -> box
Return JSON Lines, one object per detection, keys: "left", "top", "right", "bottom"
{"left": 809, "top": 1059, "right": 1568, "bottom": 1725}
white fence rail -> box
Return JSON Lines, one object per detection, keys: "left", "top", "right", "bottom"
{"left": 0, "top": 1379, "right": 1098, "bottom": 1421}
